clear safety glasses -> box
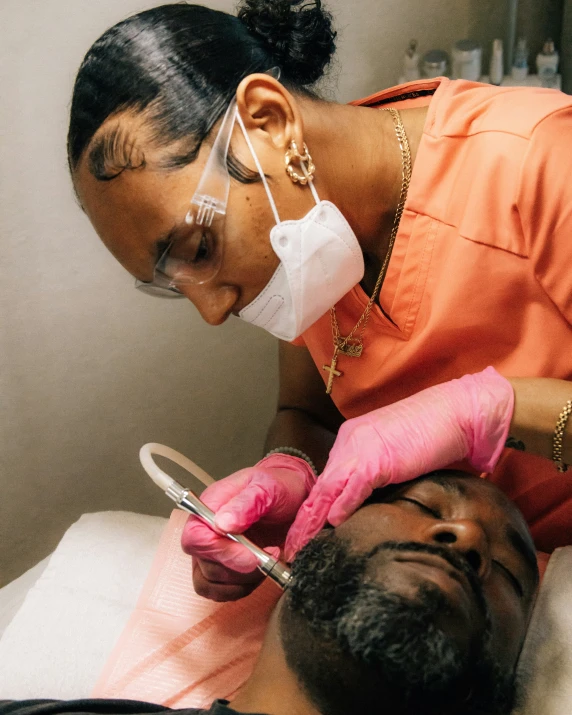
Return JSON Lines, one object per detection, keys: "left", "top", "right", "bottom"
{"left": 135, "top": 97, "right": 239, "bottom": 298}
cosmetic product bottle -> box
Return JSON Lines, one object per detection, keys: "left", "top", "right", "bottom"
{"left": 537, "top": 39, "right": 559, "bottom": 88}
{"left": 511, "top": 37, "right": 529, "bottom": 80}
{"left": 489, "top": 39, "right": 504, "bottom": 86}
{"left": 452, "top": 40, "right": 482, "bottom": 81}
{"left": 422, "top": 50, "right": 449, "bottom": 79}
{"left": 403, "top": 39, "right": 420, "bottom": 82}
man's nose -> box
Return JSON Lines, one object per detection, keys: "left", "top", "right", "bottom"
{"left": 178, "top": 283, "right": 238, "bottom": 326}
{"left": 425, "top": 520, "right": 492, "bottom": 581}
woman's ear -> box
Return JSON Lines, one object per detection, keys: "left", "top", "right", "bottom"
{"left": 236, "top": 73, "right": 305, "bottom": 153}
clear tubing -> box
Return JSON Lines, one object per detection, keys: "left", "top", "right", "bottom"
{"left": 140, "top": 442, "right": 215, "bottom": 491}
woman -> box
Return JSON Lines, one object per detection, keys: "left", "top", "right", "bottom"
{"left": 69, "top": 0, "right": 572, "bottom": 601}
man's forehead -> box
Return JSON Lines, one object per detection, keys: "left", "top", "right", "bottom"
{"left": 399, "top": 471, "right": 499, "bottom": 502}
{"left": 403, "top": 472, "right": 519, "bottom": 513}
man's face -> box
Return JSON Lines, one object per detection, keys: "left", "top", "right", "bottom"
{"left": 280, "top": 472, "right": 539, "bottom": 715}
{"left": 335, "top": 472, "right": 538, "bottom": 660}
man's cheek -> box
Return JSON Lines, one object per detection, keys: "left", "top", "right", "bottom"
{"left": 485, "top": 586, "right": 527, "bottom": 665}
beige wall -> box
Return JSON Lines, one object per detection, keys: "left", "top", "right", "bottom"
{"left": 331, "top": 0, "right": 469, "bottom": 102}
{"left": 0, "top": 0, "right": 475, "bottom": 586}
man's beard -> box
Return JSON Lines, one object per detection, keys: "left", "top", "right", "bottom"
{"left": 280, "top": 531, "right": 517, "bottom": 715}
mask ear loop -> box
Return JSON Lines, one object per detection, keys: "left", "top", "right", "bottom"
{"left": 300, "top": 162, "right": 320, "bottom": 205}
{"left": 236, "top": 109, "right": 322, "bottom": 224}
{"left": 236, "top": 110, "right": 282, "bottom": 226}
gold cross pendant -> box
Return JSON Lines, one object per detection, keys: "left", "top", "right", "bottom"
{"left": 323, "top": 349, "right": 342, "bottom": 395}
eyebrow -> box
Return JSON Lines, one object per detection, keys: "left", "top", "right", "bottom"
{"left": 132, "top": 225, "right": 179, "bottom": 283}
{"left": 426, "top": 475, "right": 469, "bottom": 498}
{"left": 363, "top": 473, "right": 469, "bottom": 507}
{"left": 152, "top": 225, "right": 179, "bottom": 261}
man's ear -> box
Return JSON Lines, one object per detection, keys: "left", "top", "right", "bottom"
{"left": 236, "top": 73, "right": 305, "bottom": 153}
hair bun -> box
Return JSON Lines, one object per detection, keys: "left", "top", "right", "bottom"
{"left": 237, "top": 0, "right": 336, "bottom": 86}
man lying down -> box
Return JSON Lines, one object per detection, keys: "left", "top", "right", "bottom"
{"left": 0, "top": 471, "right": 539, "bottom": 715}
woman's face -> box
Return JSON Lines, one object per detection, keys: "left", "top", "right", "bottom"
{"left": 74, "top": 90, "right": 315, "bottom": 325}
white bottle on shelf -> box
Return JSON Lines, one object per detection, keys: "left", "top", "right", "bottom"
{"left": 403, "top": 39, "right": 420, "bottom": 82}
{"left": 511, "top": 37, "right": 529, "bottom": 81}
{"left": 489, "top": 39, "right": 504, "bottom": 85}
{"left": 536, "top": 39, "right": 559, "bottom": 88}
{"left": 452, "top": 40, "right": 482, "bottom": 81}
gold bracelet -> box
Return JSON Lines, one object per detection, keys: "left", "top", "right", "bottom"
{"left": 552, "top": 399, "right": 572, "bottom": 472}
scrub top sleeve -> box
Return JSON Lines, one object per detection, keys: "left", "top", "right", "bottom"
{"left": 518, "top": 106, "right": 572, "bottom": 324}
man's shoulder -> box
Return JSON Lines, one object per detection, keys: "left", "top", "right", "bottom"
{"left": 0, "top": 701, "right": 197, "bottom": 715}
{"left": 0, "top": 700, "right": 263, "bottom": 715}
{"left": 0, "top": 701, "right": 172, "bottom": 715}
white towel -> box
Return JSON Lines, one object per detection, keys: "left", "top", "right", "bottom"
{"left": 0, "top": 511, "right": 166, "bottom": 700}
{"left": 0, "top": 556, "right": 51, "bottom": 639}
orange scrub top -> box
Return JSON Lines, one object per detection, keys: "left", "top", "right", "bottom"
{"left": 296, "top": 78, "right": 572, "bottom": 553}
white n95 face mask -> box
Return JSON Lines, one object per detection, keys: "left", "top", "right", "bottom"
{"left": 235, "top": 113, "right": 364, "bottom": 342}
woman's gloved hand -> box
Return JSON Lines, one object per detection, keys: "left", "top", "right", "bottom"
{"left": 181, "top": 454, "right": 315, "bottom": 601}
{"left": 285, "top": 367, "right": 514, "bottom": 559}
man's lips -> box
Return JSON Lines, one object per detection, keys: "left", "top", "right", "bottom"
{"left": 393, "top": 552, "right": 478, "bottom": 607}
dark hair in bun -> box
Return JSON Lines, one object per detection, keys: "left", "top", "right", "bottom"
{"left": 238, "top": 0, "right": 336, "bottom": 86}
{"left": 68, "top": 2, "right": 336, "bottom": 182}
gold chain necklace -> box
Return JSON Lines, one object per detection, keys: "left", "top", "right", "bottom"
{"left": 322, "top": 108, "right": 412, "bottom": 394}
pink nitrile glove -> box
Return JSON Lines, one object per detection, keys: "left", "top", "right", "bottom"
{"left": 181, "top": 454, "right": 315, "bottom": 595}
{"left": 285, "top": 367, "right": 514, "bottom": 559}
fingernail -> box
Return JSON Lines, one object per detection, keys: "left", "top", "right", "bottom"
{"left": 215, "top": 513, "right": 235, "bottom": 533}
{"left": 327, "top": 510, "right": 343, "bottom": 527}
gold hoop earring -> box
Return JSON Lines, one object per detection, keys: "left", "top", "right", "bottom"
{"left": 285, "top": 140, "right": 316, "bottom": 185}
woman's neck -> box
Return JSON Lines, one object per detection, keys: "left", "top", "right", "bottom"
{"left": 301, "top": 98, "right": 428, "bottom": 295}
